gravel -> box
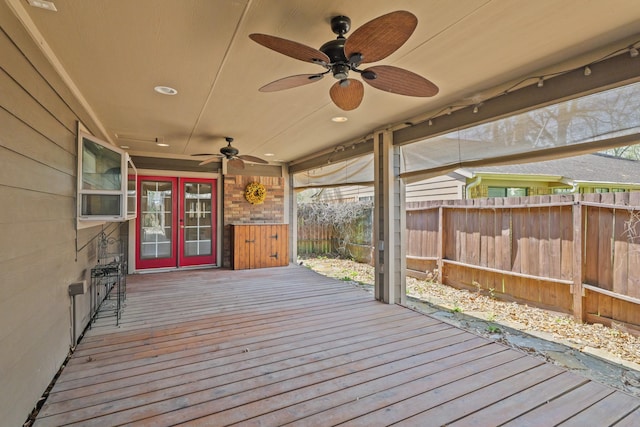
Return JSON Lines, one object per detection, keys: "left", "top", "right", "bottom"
{"left": 300, "top": 256, "right": 640, "bottom": 367}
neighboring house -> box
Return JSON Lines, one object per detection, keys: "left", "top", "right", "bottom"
{"left": 303, "top": 153, "right": 640, "bottom": 203}
{"left": 463, "top": 152, "right": 640, "bottom": 199}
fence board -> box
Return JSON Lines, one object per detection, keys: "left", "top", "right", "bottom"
{"left": 456, "top": 209, "right": 465, "bottom": 263}
{"left": 444, "top": 209, "right": 456, "bottom": 261}
{"left": 628, "top": 212, "right": 640, "bottom": 299}
{"left": 479, "top": 209, "right": 489, "bottom": 268}
{"left": 613, "top": 209, "right": 629, "bottom": 296}
{"left": 584, "top": 205, "right": 600, "bottom": 286}
{"left": 527, "top": 207, "right": 540, "bottom": 277}
{"left": 425, "top": 209, "right": 440, "bottom": 257}
{"left": 511, "top": 204, "right": 524, "bottom": 274}
{"left": 539, "top": 207, "right": 550, "bottom": 279}
{"left": 598, "top": 208, "right": 614, "bottom": 291}
{"left": 549, "top": 206, "right": 562, "bottom": 279}
{"left": 560, "top": 205, "right": 574, "bottom": 281}
{"left": 468, "top": 209, "right": 480, "bottom": 266}
{"left": 500, "top": 209, "right": 511, "bottom": 272}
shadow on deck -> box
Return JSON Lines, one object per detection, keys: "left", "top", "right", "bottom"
{"left": 35, "top": 265, "right": 640, "bottom": 426}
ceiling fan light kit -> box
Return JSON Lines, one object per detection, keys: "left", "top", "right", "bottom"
{"left": 249, "top": 10, "right": 438, "bottom": 111}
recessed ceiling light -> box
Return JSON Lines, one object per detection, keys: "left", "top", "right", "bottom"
{"left": 28, "top": 0, "right": 57, "bottom": 11}
{"left": 120, "top": 145, "right": 130, "bottom": 149}
{"left": 156, "top": 142, "right": 170, "bottom": 147}
{"left": 331, "top": 116, "right": 348, "bottom": 123}
{"left": 154, "top": 86, "right": 178, "bottom": 95}
{"left": 264, "top": 153, "right": 275, "bottom": 157}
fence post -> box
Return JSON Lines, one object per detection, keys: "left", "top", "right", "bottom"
{"left": 437, "top": 205, "right": 444, "bottom": 283}
{"left": 572, "top": 196, "right": 585, "bottom": 322}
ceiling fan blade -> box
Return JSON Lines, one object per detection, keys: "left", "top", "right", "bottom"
{"left": 250, "top": 33, "right": 330, "bottom": 65}
{"left": 329, "top": 79, "right": 364, "bottom": 111}
{"left": 199, "top": 156, "right": 222, "bottom": 166}
{"left": 259, "top": 74, "right": 324, "bottom": 92}
{"left": 344, "top": 11, "right": 417, "bottom": 64}
{"left": 362, "top": 65, "right": 439, "bottom": 97}
{"left": 238, "top": 154, "right": 269, "bottom": 164}
{"left": 228, "top": 158, "right": 245, "bottom": 169}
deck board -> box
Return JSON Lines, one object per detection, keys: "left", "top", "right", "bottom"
{"left": 34, "top": 266, "right": 640, "bottom": 426}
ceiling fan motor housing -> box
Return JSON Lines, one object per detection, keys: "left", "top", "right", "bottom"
{"left": 320, "top": 39, "right": 348, "bottom": 66}
{"left": 220, "top": 137, "right": 239, "bottom": 158}
{"left": 320, "top": 34, "right": 352, "bottom": 80}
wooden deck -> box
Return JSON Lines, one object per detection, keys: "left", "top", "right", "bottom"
{"left": 35, "top": 266, "right": 640, "bottom": 426}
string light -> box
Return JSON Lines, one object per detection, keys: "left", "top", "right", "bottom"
{"left": 414, "top": 37, "right": 639, "bottom": 129}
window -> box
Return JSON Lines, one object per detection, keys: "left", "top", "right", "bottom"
{"left": 487, "top": 187, "right": 528, "bottom": 198}
{"left": 77, "top": 132, "right": 137, "bottom": 223}
{"left": 594, "top": 187, "right": 610, "bottom": 193}
{"left": 552, "top": 187, "right": 573, "bottom": 194}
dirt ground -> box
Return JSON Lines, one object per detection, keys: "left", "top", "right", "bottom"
{"left": 300, "top": 256, "right": 640, "bottom": 367}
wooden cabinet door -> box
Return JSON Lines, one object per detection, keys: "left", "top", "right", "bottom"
{"left": 232, "top": 224, "right": 289, "bottom": 269}
{"left": 232, "top": 225, "right": 252, "bottom": 270}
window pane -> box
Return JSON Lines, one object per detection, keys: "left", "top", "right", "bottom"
{"left": 82, "top": 137, "right": 122, "bottom": 190}
{"left": 81, "top": 194, "right": 121, "bottom": 216}
{"left": 507, "top": 187, "right": 528, "bottom": 197}
{"left": 488, "top": 187, "right": 507, "bottom": 198}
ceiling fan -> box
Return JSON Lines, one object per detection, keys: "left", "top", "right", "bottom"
{"left": 249, "top": 10, "right": 439, "bottom": 111}
{"left": 197, "top": 137, "right": 268, "bottom": 169}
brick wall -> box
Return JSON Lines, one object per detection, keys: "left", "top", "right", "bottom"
{"left": 222, "top": 175, "right": 285, "bottom": 266}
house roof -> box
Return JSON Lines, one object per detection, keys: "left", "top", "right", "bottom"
{"left": 467, "top": 153, "right": 640, "bottom": 185}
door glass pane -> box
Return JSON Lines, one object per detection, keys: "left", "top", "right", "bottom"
{"left": 140, "top": 181, "right": 173, "bottom": 259}
{"left": 184, "top": 182, "right": 212, "bottom": 257}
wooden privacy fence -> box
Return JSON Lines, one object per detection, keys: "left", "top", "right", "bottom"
{"left": 297, "top": 206, "right": 374, "bottom": 262}
{"left": 406, "top": 192, "right": 640, "bottom": 333}
{"left": 297, "top": 219, "right": 334, "bottom": 255}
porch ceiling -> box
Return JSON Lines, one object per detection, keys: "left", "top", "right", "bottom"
{"left": 9, "top": 0, "right": 640, "bottom": 167}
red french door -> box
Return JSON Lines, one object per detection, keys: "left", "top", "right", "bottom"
{"left": 136, "top": 176, "right": 217, "bottom": 269}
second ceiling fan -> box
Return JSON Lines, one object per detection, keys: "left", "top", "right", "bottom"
{"left": 249, "top": 10, "right": 439, "bottom": 111}
{"left": 198, "top": 137, "right": 268, "bottom": 169}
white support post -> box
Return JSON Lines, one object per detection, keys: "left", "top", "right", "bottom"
{"left": 373, "top": 129, "right": 406, "bottom": 304}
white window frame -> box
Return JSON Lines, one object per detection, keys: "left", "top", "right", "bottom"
{"left": 77, "top": 131, "right": 137, "bottom": 226}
